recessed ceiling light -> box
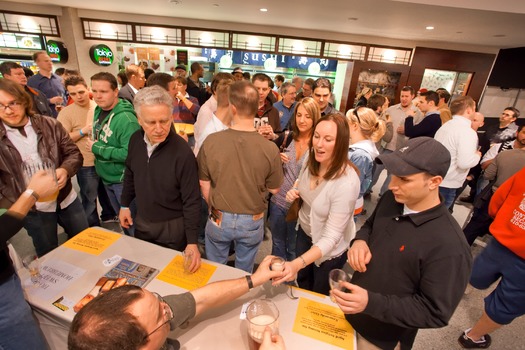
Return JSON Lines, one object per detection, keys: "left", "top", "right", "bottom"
{"left": 426, "top": 26, "right": 434, "bottom": 30}
{"left": 168, "top": 0, "right": 182, "bottom": 4}
{"left": 456, "top": 31, "right": 463, "bottom": 34}
{"left": 213, "top": 3, "right": 219, "bottom": 6}
{"left": 493, "top": 34, "right": 506, "bottom": 37}
{"left": 347, "top": 17, "right": 358, "bottom": 21}
{"left": 260, "top": 8, "right": 268, "bottom": 12}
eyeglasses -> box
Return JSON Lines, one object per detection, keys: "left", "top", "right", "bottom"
{"left": 143, "top": 293, "right": 174, "bottom": 342}
{"left": 352, "top": 107, "right": 363, "bottom": 125}
{"left": 0, "top": 101, "right": 22, "bottom": 112}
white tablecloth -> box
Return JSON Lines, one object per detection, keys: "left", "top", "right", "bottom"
{"left": 19, "top": 228, "right": 355, "bottom": 350}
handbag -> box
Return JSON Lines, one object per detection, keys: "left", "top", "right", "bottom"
{"left": 285, "top": 197, "right": 302, "bottom": 222}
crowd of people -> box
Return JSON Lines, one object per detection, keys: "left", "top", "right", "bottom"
{"left": 0, "top": 51, "right": 523, "bottom": 350}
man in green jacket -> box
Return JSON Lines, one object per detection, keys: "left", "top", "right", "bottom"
{"left": 88, "top": 72, "right": 140, "bottom": 235}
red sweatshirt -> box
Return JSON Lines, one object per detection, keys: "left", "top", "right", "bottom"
{"left": 489, "top": 166, "right": 525, "bottom": 259}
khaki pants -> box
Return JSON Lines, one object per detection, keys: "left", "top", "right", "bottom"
{"left": 357, "top": 333, "right": 401, "bottom": 350}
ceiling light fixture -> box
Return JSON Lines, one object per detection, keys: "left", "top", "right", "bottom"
{"left": 260, "top": 8, "right": 268, "bottom": 12}
{"left": 168, "top": 0, "right": 182, "bottom": 4}
{"left": 426, "top": 26, "right": 434, "bottom": 30}
{"left": 347, "top": 17, "right": 358, "bottom": 21}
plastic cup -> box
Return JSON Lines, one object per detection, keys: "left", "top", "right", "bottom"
{"left": 328, "top": 269, "right": 350, "bottom": 302}
{"left": 22, "top": 254, "right": 41, "bottom": 284}
{"left": 22, "top": 159, "right": 58, "bottom": 202}
{"left": 183, "top": 250, "right": 193, "bottom": 274}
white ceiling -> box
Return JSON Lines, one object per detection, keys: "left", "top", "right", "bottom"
{"left": 4, "top": 0, "right": 525, "bottom": 48}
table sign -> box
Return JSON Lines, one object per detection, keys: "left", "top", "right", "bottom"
{"left": 62, "top": 228, "right": 121, "bottom": 255}
{"left": 292, "top": 297, "right": 355, "bottom": 349}
{"left": 25, "top": 259, "right": 86, "bottom": 301}
{"left": 157, "top": 255, "right": 217, "bottom": 290}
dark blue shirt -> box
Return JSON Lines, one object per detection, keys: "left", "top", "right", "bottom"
{"left": 27, "top": 73, "right": 65, "bottom": 117}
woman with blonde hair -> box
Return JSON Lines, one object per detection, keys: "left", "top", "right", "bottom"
{"left": 355, "top": 86, "right": 373, "bottom": 108}
{"left": 270, "top": 97, "right": 320, "bottom": 261}
{"left": 274, "top": 114, "right": 360, "bottom": 295}
{"left": 346, "top": 107, "right": 386, "bottom": 215}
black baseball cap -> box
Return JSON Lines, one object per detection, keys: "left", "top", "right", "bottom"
{"left": 175, "top": 65, "right": 187, "bottom": 71}
{"left": 376, "top": 137, "right": 451, "bottom": 178}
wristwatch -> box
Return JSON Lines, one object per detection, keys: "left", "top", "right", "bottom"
{"left": 24, "top": 188, "right": 39, "bottom": 201}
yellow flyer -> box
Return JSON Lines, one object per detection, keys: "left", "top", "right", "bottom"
{"left": 62, "top": 228, "right": 121, "bottom": 256}
{"left": 292, "top": 297, "right": 355, "bottom": 349}
{"left": 156, "top": 255, "right": 217, "bottom": 290}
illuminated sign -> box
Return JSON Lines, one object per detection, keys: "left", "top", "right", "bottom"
{"left": 89, "top": 44, "right": 114, "bottom": 66}
{"left": 46, "top": 40, "right": 68, "bottom": 63}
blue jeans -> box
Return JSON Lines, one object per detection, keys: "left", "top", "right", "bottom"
{"left": 0, "top": 274, "right": 47, "bottom": 349}
{"left": 76, "top": 166, "right": 100, "bottom": 227}
{"left": 104, "top": 183, "right": 136, "bottom": 236}
{"left": 439, "top": 186, "right": 457, "bottom": 210}
{"left": 205, "top": 211, "right": 264, "bottom": 273}
{"left": 268, "top": 202, "right": 297, "bottom": 261}
{"left": 24, "top": 197, "right": 88, "bottom": 256}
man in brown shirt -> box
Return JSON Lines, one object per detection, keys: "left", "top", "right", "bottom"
{"left": 198, "top": 81, "right": 283, "bottom": 273}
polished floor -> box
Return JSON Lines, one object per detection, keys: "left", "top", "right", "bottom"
{"left": 9, "top": 174, "right": 525, "bottom": 349}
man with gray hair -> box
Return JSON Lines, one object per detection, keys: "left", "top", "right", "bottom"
{"left": 119, "top": 86, "right": 201, "bottom": 271}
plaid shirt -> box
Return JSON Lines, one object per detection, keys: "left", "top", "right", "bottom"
{"left": 172, "top": 94, "right": 200, "bottom": 124}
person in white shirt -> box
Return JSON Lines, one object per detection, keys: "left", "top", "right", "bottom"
{"left": 193, "top": 73, "right": 235, "bottom": 155}
{"left": 434, "top": 96, "right": 481, "bottom": 210}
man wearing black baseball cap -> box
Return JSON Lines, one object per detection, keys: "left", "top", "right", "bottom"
{"left": 332, "top": 137, "right": 472, "bottom": 349}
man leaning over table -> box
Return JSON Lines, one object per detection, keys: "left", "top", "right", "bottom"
{"left": 0, "top": 171, "right": 58, "bottom": 350}
{"left": 119, "top": 86, "right": 201, "bottom": 272}
{"left": 332, "top": 137, "right": 472, "bottom": 350}
{"left": 68, "top": 255, "right": 286, "bottom": 350}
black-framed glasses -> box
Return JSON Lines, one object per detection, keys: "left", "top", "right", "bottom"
{"left": 0, "top": 101, "right": 22, "bottom": 112}
{"left": 143, "top": 292, "right": 174, "bottom": 342}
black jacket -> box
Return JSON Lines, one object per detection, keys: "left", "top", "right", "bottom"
{"left": 121, "top": 128, "right": 201, "bottom": 246}
{"left": 347, "top": 191, "right": 472, "bottom": 349}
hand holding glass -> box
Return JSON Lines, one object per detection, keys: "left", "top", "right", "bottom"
{"left": 22, "top": 160, "right": 59, "bottom": 202}
{"left": 246, "top": 299, "right": 280, "bottom": 344}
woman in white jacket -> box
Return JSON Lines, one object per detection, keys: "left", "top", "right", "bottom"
{"left": 274, "top": 113, "right": 360, "bottom": 295}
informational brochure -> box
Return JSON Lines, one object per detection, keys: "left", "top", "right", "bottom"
{"left": 73, "top": 258, "right": 158, "bottom": 312}
{"left": 25, "top": 259, "right": 86, "bottom": 301}
{"left": 62, "top": 228, "right": 121, "bottom": 255}
{"left": 293, "top": 297, "right": 355, "bottom": 349}
{"left": 156, "top": 255, "right": 217, "bottom": 290}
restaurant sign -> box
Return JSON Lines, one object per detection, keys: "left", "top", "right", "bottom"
{"left": 46, "top": 40, "right": 68, "bottom": 63}
{"left": 89, "top": 44, "right": 114, "bottom": 66}
{"left": 202, "top": 49, "right": 337, "bottom": 72}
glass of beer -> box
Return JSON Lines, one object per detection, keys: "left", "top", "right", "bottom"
{"left": 22, "top": 159, "right": 59, "bottom": 202}
{"left": 182, "top": 250, "right": 193, "bottom": 274}
{"left": 22, "top": 254, "right": 41, "bottom": 284}
{"left": 246, "top": 299, "right": 280, "bottom": 346}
